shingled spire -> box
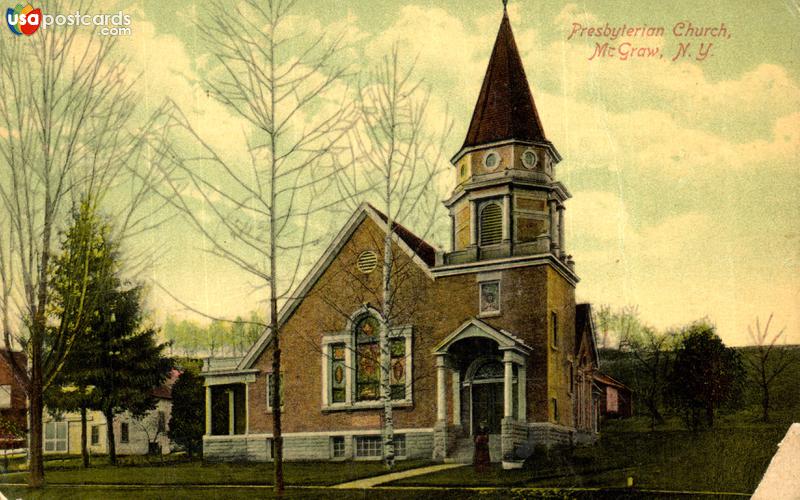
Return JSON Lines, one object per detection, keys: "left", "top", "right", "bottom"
{"left": 462, "top": 9, "right": 546, "bottom": 149}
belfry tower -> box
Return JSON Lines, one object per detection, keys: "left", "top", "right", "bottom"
{"left": 443, "top": 6, "right": 573, "bottom": 270}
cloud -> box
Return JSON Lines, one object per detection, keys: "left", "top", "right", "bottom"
{"left": 570, "top": 191, "right": 800, "bottom": 345}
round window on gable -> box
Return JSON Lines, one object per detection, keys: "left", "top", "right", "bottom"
{"left": 522, "top": 150, "right": 538, "bottom": 169}
{"left": 357, "top": 250, "right": 378, "bottom": 274}
{"left": 483, "top": 151, "right": 500, "bottom": 170}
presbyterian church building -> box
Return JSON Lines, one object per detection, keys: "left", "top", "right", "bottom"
{"left": 202, "top": 8, "right": 600, "bottom": 465}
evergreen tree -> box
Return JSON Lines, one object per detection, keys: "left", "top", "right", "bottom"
{"left": 45, "top": 199, "right": 172, "bottom": 465}
{"left": 91, "top": 285, "right": 173, "bottom": 464}
{"left": 44, "top": 200, "right": 116, "bottom": 468}
{"left": 167, "top": 368, "right": 205, "bottom": 458}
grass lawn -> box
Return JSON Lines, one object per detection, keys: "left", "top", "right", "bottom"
{"left": 0, "top": 485, "right": 737, "bottom": 500}
{"left": 0, "top": 456, "right": 432, "bottom": 487}
{"left": 390, "top": 418, "right": 789, "bottom": 495}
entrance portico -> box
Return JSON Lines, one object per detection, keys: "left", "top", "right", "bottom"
{"left": 432, "top": 319, "right": 530, "bottom": 462}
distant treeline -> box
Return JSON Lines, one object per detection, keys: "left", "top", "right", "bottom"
{"left": 161, "top": 312, "right": 265, "bottom": 358}
{"left": 594, "top": 304, "right": 800, "bottom": 427}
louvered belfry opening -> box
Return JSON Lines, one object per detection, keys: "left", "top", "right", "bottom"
{"left": 480, "top": 202, "right": 503, "bottom": 246}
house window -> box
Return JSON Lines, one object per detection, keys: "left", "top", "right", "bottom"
{"left": 91, "top": 425, "right": 100, "bottom": 446}
{"left": 355, "top": 436, "right": 382, "bottom": 458}
{"left": 267, "top": 373, "right": 284, "bottom": 410}
{"left": 551, "top": 312, "right": 558, "bottom": 348}
{"left": 330, "top": 343, "right": 347, "bottom": 404}
{"left": 479, "top": 202, "right": 502, "bottom": 246}
{"left": 394, "top": 434, "right": 406, "bottom": 458}
{"left": 552, "top": 398, "right": 559, "bottom": 422}
{"left": 44, "top": 421, "right": 68, "bottom": 452}
{"left": 0, "top": 385, "right": 10, "bottom": 408}
{"left": 479, "top": 281, "right": 500, "bottom": 315}
{"left": 120, "top": 422, "right": 129, "bottom": 443}
{"left": 355, "top": 316, "right": 380, "bottom": 401}
{"left": 331, "top": 436, "right": 345, "bottom": 458}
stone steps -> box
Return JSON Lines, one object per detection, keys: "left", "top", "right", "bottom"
{"left": 445, "top": 434, "right": 502, "bottom": 463}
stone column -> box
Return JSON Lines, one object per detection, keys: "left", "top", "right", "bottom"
{"left": 450, "top": 212, "right": 455, "bottom": 251}
{"left": 227, "top": 389, "right": 235, "bottom": 435}
{"left": 549, "top": 199, "right": 559, "bottom": 255}
{"left": 503, "top": 357, "right": 514, "bottom": 419}
{"left": 436, "top": 356, "right": 448, "bottom": 422}
{"left": 557, "top": 205, "right": 565, "bottom": 258}
{"left": 517, "top": 363, "right": 527, "bottom": 422}
{"left": 205, "top": 385, "right": 212, "bottom": 436}
{"left": 469, "top": 201, "right": 477, "bottom": 246}
{"left": 433, "top": 355, "right": 450, "bottom": 461}
{"left": 244, "top": 384, "right": 250, "bottom": 434}
{"left": 502, "top": 194, "right": 511, "bottom": 242}
{"left": 452, "top": 371, "right": 461, "bottom": 427}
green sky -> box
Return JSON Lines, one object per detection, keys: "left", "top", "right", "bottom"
{"left": 98, "top": 0, "right": 799, "bottom": 345}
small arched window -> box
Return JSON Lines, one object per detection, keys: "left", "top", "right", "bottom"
{"left": 479, "top": 202, "right": 503, "bottom": 246}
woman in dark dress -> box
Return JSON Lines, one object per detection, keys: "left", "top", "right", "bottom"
{"left": 473, "top": 423, "right": 490, "bottom": 471}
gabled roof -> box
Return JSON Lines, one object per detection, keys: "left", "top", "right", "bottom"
{"left": 576, "top": 303, "right": 600, "bottom": 367}
{"left": 461, "top": 9, "right": 547, "bottom": 149}
{"left": 593, "top": 372, "right": 631, "bottom": 392}
{"left": 151, "top": 369, "right": 181, "bottom": 400}
{"left": 236, "top": 203, "right": 435, "bottom": 370}
{"left": 368, "top": 204, "right": 436, "bottom": 266}
{"left": 433, "top": 317, "right": 531, "bottom": 355}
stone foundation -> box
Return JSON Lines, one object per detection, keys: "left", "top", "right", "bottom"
{"left": 501, "top": 417, "right": 530, "bottom": 461}
{"left": 526, "top": 422, "right": 576, "bottom": 448}
{"left": 204, "top": 429, "right": 434, "bottom": 462}
{"left": 203, "top": 435, "right": 268, "bottom": 462}
{"left": 500, "top": 422, "right": 594, "bottom": 465}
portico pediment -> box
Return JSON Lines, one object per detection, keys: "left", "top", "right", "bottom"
{"left": 433, "top": 318, "right": 531, "bottom": 356}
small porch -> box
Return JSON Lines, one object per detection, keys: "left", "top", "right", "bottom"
{"left": 432, "top": 318, "right": 531, "bottom": 466}
{"left": 201, "top": 357, "right": 256, "bottom": 437}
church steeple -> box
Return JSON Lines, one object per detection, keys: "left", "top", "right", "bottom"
{"left": 442, "top": 5, "right": 573, "bottom": 272}
{"left": 462, "top": 8, "right": 546, "bottom": 149}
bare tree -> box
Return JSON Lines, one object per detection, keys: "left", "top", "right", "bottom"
{"left": 616, "top": 307, "right": 674, "bottom": 429}
{"left": 335, "top": 47, "right": 451, "bottom": 469}
{"left": 0, "top": 2, "right": 167, "bottom": 485}
{"left": 746, "top": 314, "right": 797, "bottom": 422}
{"left": 594, "top": 304, "right": 614, "bottom": 349}
{"left": 149, "top": 0, "right": 356, "bottom": 493}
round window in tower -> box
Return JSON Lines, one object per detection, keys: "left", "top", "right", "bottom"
{"left": 483, "top": 151, "right": 500, "bottom": 170}
{"left": 357, "top": 250, "right": 378, "bottom": 274}
{"left": 522, "top": 150, "right": 538, "bottom": 169}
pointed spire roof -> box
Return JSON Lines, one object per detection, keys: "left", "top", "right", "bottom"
{"left": 461, "top": 9, "right": 547, "bottom": 149}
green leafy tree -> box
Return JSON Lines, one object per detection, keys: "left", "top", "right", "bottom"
{"left": 167, "top": 368, "right": 205, "bottom": 458}
{"left": 667, "top": 322, "right": 745, "bottom": 430}
{"left": 44, "top": 199, "right": 116, "bottom": 468}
